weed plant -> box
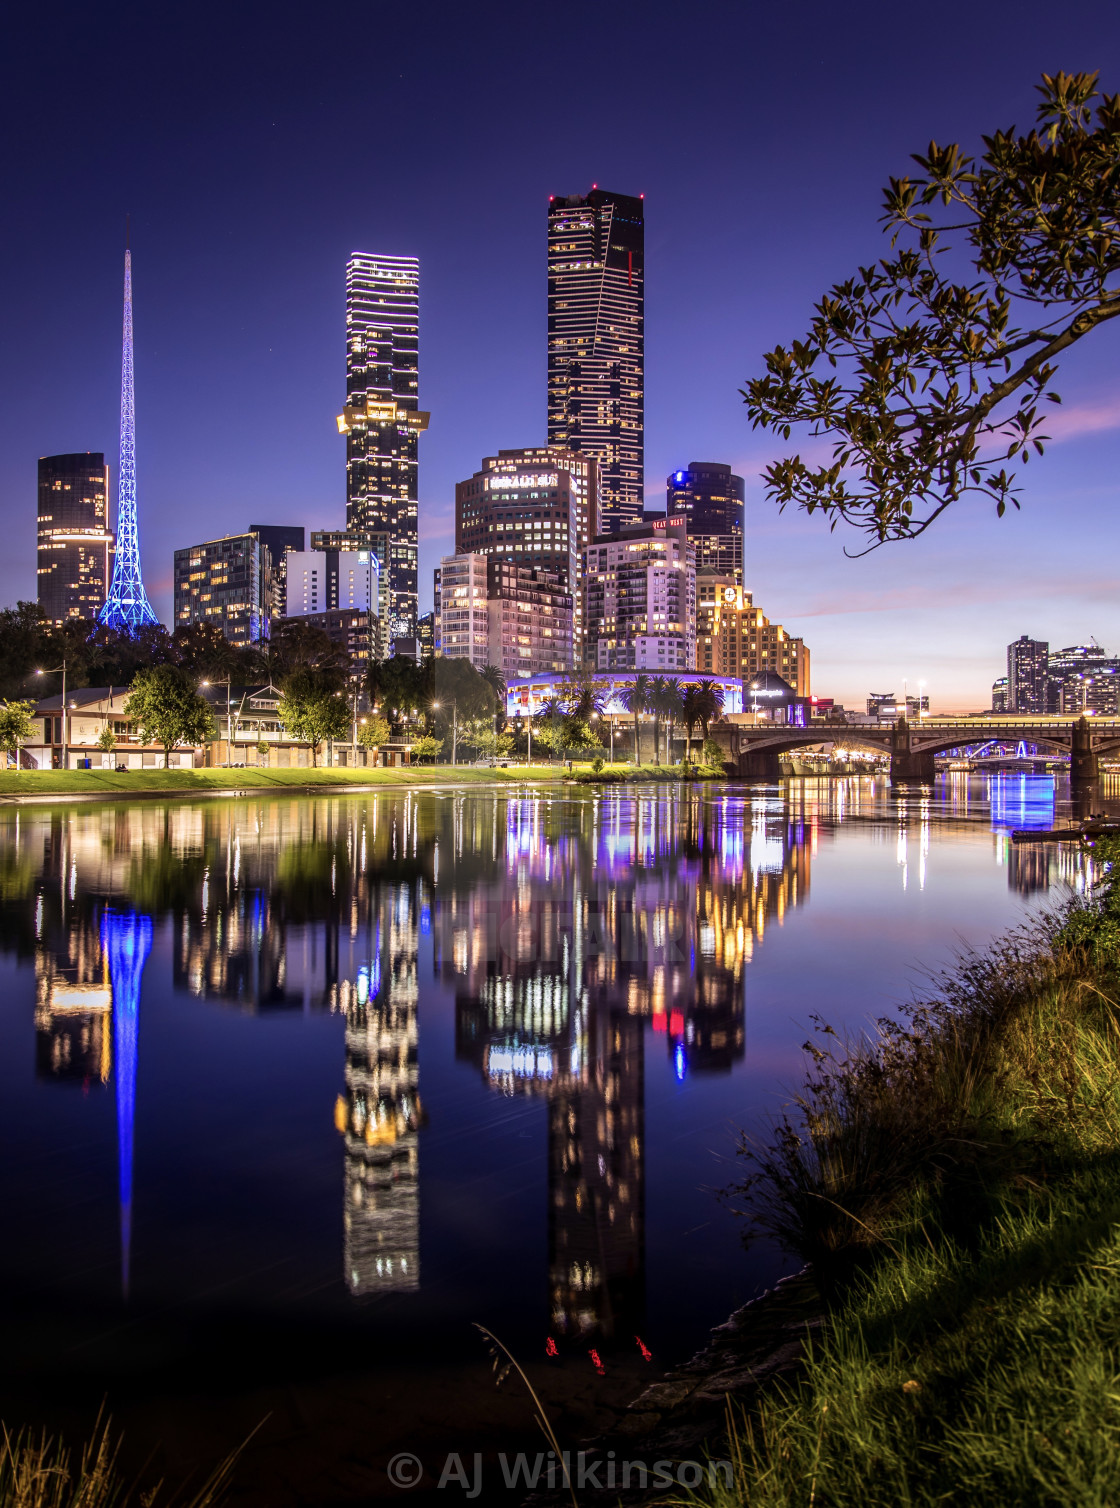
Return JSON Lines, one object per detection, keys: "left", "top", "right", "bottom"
{"left": 679, "top": 840, "right": 1120, "bottom": 1506}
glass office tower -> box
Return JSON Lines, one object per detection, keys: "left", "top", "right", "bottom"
{"left": 547, "top": 191, "right": 644, "bottom": 531}
{"left": 339, "top": 254, "right": 428, "bottom": 643}
{"left": 37, "top": 453, "right": 115, "bottom": 624}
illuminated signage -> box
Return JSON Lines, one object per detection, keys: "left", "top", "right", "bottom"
{"left": 488, "top": 473, "right": 559, "bottom": 491}
{"left": 723, "top": 587, "right": 737, "bottom": 603}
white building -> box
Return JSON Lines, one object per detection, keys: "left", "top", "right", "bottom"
{"left": 286, "top": 549, "right": 378, "bottom": 617}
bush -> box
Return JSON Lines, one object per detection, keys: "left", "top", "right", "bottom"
{"left": 591, "top": 755, "right": 604, "bottom": 774}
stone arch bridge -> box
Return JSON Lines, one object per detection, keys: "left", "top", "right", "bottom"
{"left": 713, "top": 716, "right": 1120, "bottom": 785}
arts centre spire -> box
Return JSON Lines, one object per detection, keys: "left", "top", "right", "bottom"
{"left": 99, "top": 234, "right": 158, "bottom": 632}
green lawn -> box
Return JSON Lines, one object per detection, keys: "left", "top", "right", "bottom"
{"left": 0, "top": 763, "right": 570, "bottom": 798}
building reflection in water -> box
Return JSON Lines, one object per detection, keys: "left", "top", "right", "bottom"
{"left": 12, "top": 789, "right": 818, "bottom": 1329}
{"left": 439, "top": 790, "right": 809, "bottom": 1343}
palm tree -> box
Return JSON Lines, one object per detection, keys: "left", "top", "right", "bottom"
{"left": 654, "top": 677, "right": 683, "bottom": 764}
{"left": 479, "top": 664, "right": 506, "bottom": 734}
{"left": 619, "top": 674, "right": 651, "bottom": 767}
{"left": 694, "top": 680, "right": 725, "bottom": 740}
{"left": 681, "top": 685, "right": 703, "bottom": 762}
{"left": 646, "top": 676, "right": 668, "bottom": 765}
{"left": 535, "top": 696, "right": 565, "bottom": 765}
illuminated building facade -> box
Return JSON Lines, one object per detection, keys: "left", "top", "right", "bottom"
{"left": 583, "top": 516, "right": 695, "bottom": 671}
{"left": 37, "top": 453, "right": 115, "bottom": 624}
{"left": 248, "top": 524, "right": 304, "bottom": 617}
{"left": 339, "top": 254, "right": 428, "bottom": 642}
{"left": 173, "top": 532, "right": 273, "bottom": 645}
{"left": 696, "top": 578, "right": 810, "bottom": 696}
{"left": 1007, "top": 635, "right": 1049, "bottom": 713}
{"left": 547, "top": 191, "right": 644, "bottom": 530}
{"left": 455, "top": 446, "right": 597, "bottom": 660}
{"left": 667, "top": 462, "right": 744, "bottom": 587}
{"left": 286, "top": 548, "right": 377, "bottom": 617}
{"left": 435, "top": 553, "right": 573, "bottom": 677}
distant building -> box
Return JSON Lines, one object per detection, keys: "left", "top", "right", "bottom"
{"left": 547, "top": 190, "right": 644, "bottom": 530}
{"left": 433, "top": 554, "right": 489, "bottom": 671}
{"left": 313, "top": 527, "right": 392, "bottom": 652}
{"left": 338, "top": 253, "right": 428, "bottom": 641}
{"left": 484, "top": 559, "right": 573, "bottom": 680}
{"left": 1007, "top": 635, "right": 1049, "bottom": 713}
{"left": 991, "top": 676, "right": 1009, "bottom": 713}
{"left": 696, "top": 578, "right": 810, "bottom": 697}
{"left": 249, "top": 524, "right": 304, "bottom": 616}
{"left": 173, "top": 532, "right": 272, "bottom": 644}
{"left": 667, "top": 462, "right": 744, "bottom": 586}
{"left": 287, "top": 607, "right": 376, "bottom": 675}
{"left": 417, "top": 611, "right": 434, "bottom": 660}
{"left": 37, "top": 453, "right": 115, "bottom": 625}
{"left": 455, "top": 445, "right": 597, "bottom": 661}
{"left": 867, "top": 691, "right": 927, "bottom": 721}
{"left": 583, "top": 515, "right": 695, "bottom": 672}
{"left": 1046, "top": 644, "right": 1120, "bottom": 715}
{"left": 286, "top": 549, "right": 377, "bottom": 617}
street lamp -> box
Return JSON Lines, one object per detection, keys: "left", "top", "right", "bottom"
{"left": 918, "top": 679, "right": 927, "bottom": 722}
{"left": 432, "top": 699, "right": 457, "bottom": 765}
{"left": 35, "top": 659, "right": 68, "bottom": 770}
{"left": 201, "top": 677, "right": 232, "bottom": 764}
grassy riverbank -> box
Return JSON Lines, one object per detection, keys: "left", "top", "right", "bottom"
{"left": 685, "top": 839, "right": 1120, "bottom": 1507}
{"left": 0, "top": 760, "right": 727, "bottom": 801}
{"left": 0, "top": 764, "right": 569, "bottom": 798}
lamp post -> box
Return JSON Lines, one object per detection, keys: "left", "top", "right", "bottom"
{"left": 432, "top": 699, "right": 457, "bottom": 765}
{"left": 918, "top": 679, "right": 927, "bottom": 722}
{"left": 35, "top": 659, "right": 68, "bottom": 770}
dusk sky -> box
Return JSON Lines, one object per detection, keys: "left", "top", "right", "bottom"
{"left": 3, "top": 0, "right": 1119, "bottom": 710}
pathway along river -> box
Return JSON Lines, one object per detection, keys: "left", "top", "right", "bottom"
{"left": 0, "top": 774, "right": 1110, "bottom": 1503}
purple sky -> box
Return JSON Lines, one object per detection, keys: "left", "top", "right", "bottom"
{"left": 2, "top": 0, "right": 1118, "bottom": 710}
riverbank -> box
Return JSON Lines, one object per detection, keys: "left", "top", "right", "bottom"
{"left": 0, "top": 761, "right": 733, "bottom": 804}
{"left": 0, "top": 764, "right": 569, "bottom": 802}
{"left": 648, "top": 836, "right": 1120, "bottom": 1506}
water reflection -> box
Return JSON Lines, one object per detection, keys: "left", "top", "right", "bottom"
{"left": 2, "top": 775, "right": 1104, "bottom": 1376}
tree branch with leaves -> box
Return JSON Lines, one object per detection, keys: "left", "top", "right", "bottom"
{"left": 743, "top": 71, "right": 1120, "bottom": 553}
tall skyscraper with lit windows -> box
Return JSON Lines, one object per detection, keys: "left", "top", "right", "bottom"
{"left": 37, "top": 453, "right": 115, "bottom": 624}
{"left": 547, "top": 190, "right": 644, "bottom": 531}
{"left": 338, "top": 254, "right": 428, "bottom": 643}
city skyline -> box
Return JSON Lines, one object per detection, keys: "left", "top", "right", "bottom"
{"left": 3, "top": 3, "right": 1119, "bottom": 708}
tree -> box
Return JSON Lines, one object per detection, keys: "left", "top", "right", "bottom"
{"left": 0, "top": 603, "right": 47, "bottom": 699}
{"left": 0, "top": 700, "right": 35, "bottom": 769}
{"left": 744, "top": 72, "right": 1120, "bottom": 551}
{"left": 370, "top": 654, "right": 431, "bottom": 724}
{"left": 694, "top": 680, "right": 724, "bottom": 739}
{"left": 411, "top": 734, "right": 443, "bottom": 764}
{"left": 124, "top": 666, "right": 216, "bottom": 766}
{"left": 171, "top": 621, "right": 240, "bottom": 680}
{"left": 479, "top": 664, "right": 506, "bottom": 728}
{"left": 357, "top": 715, "right": 391, "bottom": 751}
{"left": 276, "top": 669, "right": 350, "bottom": 766}
{"left": 682, "top": 686, "right": 703, "bottom": 761}
{"left": 268, "top": 619, "right": 350, "bottom": 687}
{"left": 96, "top": 726, "right": 117, "bottom": 753}
{"left": 619, "top": 673, "right": 651, "bottom": 766}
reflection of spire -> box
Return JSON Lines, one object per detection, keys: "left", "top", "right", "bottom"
{"left": 102, "top": 909, "right": 153, "bottom": 1299}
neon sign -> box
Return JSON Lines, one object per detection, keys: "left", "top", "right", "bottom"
{"left": 488, "top": 473, "right": 559, "bottom": 491}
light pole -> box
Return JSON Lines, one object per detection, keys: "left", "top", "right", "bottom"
{"left": 522, "top": 705, "right": 532, "bottom": 765}
{"left": 918, "top": 679, "right": 927, "bottom": 722}
{"left": 432, "top": 699, "right": 457, "bottom": 765}
{"left": 201, "top": 677, "right": 232, "bottom": 763}
{"left": 35, "top": 660, "right": 68, "bottom": 770}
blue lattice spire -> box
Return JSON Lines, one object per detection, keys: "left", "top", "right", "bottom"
{"left": 99, "top": 241, "right": 158, "bottom": 632}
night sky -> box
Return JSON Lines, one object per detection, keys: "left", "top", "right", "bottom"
{"left": 3, "top": 0, "right": 1118, "bottom": 709}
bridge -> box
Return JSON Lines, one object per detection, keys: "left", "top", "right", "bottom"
{"left": 713, "top": 715, "right": 1120, "bottom": 785}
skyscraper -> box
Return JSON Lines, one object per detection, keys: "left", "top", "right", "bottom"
{"left": 338, "top": 254, "right": 428, "bottom": 644}
{"left": 37, "top": 454, "right": 115, "bottom": 624}
{"left": 1007, "top": 635, "right": 1049, "bottom": 713}
{"left": 99, "top": 245, "right": 158, "bottom": 633}
{"left": 547, "top": 190, "right": 644, "bottom": 531}
{"left": 173, "top": 533, "right": 273, "bottom": 644}
{"left": 249, "top": 524, "right": 305, "bottom": 616}
{"left": 667, "top": 461, "right": 745, "bottom": 585}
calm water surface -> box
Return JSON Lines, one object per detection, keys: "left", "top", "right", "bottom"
{"left": 0, "top": 774, "right": 1105, "bottom": 1489}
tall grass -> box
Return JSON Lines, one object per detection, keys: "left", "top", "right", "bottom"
{"left": 677, "top": 840, "right": 1120, "bottom": 1505}
{"left": 0, "top": 1415, "right": 240, "bottom": 1508}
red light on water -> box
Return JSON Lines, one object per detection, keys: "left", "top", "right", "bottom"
{"left": 635, "top": 1336, "right": 652, "bottom": 1362}
{"left": 669, "top": 1010, "right": 684, "bottom": 1037}
{"left": 652, "top": 1010, "right": 667, "bottom": 1033}
{"left": 546, "top": 1336, "right": 558, "bottom": 1357}
{"left": 589, "top": 1348, "right": 605, "bottom": 1375}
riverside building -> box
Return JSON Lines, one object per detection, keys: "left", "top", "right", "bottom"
{"left": 1007, "top": 635, "right": 1049, "bottom": 713}
{"left": 434, "top": 553, "right": 572, "bottom": 677}
{"left": 173, "top": 533, "right": 273, "bottom": 645}
{"left": 666, "top": 461, "right": 744, "bottom": 585}
{"left": 696, "top": 577, "right": 810, "bottom": 696}
{"left": 338, "top": 253, "right": 428, "bottom": 641}
{"left": 455, "top": 446, "right": 596, "bottom": 661}
{"left": 582, "top": 515, "right": 695, "bottom": 672}
{"left": 37, "top": 453, "right": 115, "bottom": 624}
{"left": 547, "top": 190, "right": 644, "bottom": 530}
{"left": 248, "top": 524, "right": 304, "bottom": 617}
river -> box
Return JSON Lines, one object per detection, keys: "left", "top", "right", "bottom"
{"left": 0, "top": 774, "right": 1106, "bottom": 1501}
